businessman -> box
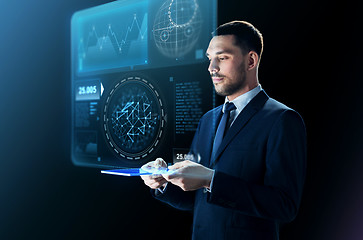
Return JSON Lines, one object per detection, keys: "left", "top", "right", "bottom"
{"left": 141, "top": 21, "right": 306, "bottom": 240}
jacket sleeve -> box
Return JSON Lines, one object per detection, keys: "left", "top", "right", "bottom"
{"left": 151, "top": 183, "right": 195, "bottom": 211}
{"left": 150, "top": 119, "right": 204, "bottom": 211}
{"left": 207, "top": 109, "right": 307, "bottom": 222}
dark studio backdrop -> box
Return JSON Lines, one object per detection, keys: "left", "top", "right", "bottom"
{"left": 0, "top": 0, "right": 362, "bottom": 239}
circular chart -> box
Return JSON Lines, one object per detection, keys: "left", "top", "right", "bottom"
{"left": 103, "top": 76, "right": 165, "bottom": 160}
{"left": 153, "top": 0, "right": 203, "bottom": 59}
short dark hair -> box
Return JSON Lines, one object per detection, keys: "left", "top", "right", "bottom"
{"left": 215, "top": 21, "right": 263, "bottom": 61}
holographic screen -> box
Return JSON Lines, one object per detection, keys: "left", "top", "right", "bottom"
{"left": 71, "top": 0, "right": 217, "bottom": 168}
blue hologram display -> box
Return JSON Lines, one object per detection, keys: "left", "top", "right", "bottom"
{"left": 71, "top": 0, "right": 217, "bottom": 168}
{"left": 71, "top": 0, "right": 217, "bottom": 75}
{"left": 73, "top": 0, "right": 148, "bottom": 73}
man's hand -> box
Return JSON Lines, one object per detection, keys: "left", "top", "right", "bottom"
{"left": 162, "top": 160, "right": 214, "bottom": 191}
{"left": 140, "top": 158, "right": 168, "bottom": 189}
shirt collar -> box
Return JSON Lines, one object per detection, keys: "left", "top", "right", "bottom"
{"left": 222, "top": 84, "right": 262, "bottom": 113}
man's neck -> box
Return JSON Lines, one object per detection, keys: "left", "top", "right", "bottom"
{"left": 227, "top": 79, "right": 259, "bottom": 101}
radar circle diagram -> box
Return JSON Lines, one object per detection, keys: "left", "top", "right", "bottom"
{"left": 103, "top": 76, "right": 166, "bottom": 160}
{"left": 153, "top": 0, "right": 202, "bottom": 59}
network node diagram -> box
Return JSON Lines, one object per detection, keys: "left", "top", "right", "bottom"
{"left": 103, "top": 77, "right": 165, "bottom": 160}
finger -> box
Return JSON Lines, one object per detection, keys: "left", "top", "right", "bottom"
{"left": 148, "top": 182, "right": 161, "bottom": 189}
{"left": 146, "top": 176, "right": 165, "bottom": 185}
{"left": 154, "top": 158, "right": 166, "bottom": 168}
{"left": 162, "top": 173, "right": 171, "bottom": 181}
{"left": 149, "top": 179, "right": 168, "bottom": 189}
{"left": 166, "top": 178, "right": 185, "bottom": 189}
{"left": 140, "top": 174, "right": 158, "bottom": 181}
{"left": 168, "top": 161, "right": 187, "bottom": 170}
{"left": 141, "top": 174, "right": 162, "bottom": 183}
{"left": 151, "top": 175, "right": 166, "bottom": 181}
{"left": 140, "top": 175, "right": 149, "bottom": 181}
{"left": 156, "top": 178, "right": 168, "bottom": 186}
{"left": 148, "top": 174, "right": 159, "bottom": 179}
{"left": 150, "top": 183, "right": 163, "bottom": 189}
{"left": 143, "top": 177, "right": 165, "bottom": 187}
{"left": 162, "top": 170, "right": 181, "bottom": 180}
{"left": 141, "top": 161, "right": 156, "bottom": 172}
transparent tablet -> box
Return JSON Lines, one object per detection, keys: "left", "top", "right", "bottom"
{"left": 101, "top": 167, "right": 173, "bottom": 176}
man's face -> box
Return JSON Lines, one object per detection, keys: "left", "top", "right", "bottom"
{"left": 206, "top": 35, "right": 247, "bottom": 99}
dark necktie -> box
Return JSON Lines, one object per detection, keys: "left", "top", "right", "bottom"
{"left": 211, "top": 102, "right": 236, "bottom": 163}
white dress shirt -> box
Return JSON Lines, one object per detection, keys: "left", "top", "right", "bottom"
{"left": 223, "top": 84, "right": 262, "bottom": 128}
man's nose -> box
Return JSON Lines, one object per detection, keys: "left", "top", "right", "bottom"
{"left": 208, "top": 59, "right": 220, "bottom": 73}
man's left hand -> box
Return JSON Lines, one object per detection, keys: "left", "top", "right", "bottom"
{"left": 162, "top": 160, "right": 214, "bottom": 191}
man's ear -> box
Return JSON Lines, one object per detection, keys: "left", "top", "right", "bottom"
{"left": 247, "top": 51, "right": 259, "bottom": 71}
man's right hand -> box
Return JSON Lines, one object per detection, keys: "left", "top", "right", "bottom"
{"left": 140, "top": 158, "right": 168, "bottom": 189}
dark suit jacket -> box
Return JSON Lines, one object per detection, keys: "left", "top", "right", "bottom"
{"left": 153, "top": 90, "right": 307, "bottom": 240}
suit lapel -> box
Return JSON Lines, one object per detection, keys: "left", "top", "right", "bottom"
{"left": 210, "top": 90, "right": 269, "bottom": 168}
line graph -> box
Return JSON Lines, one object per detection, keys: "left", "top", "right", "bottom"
{"left": 75, "top": 1, "right": 148, "bottom": 73}
{"left": 79, "top": 14, "right": 147, "bottom": 57}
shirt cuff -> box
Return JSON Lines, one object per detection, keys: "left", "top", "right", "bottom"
{"left": 156, "top": 182, "right": 168, "bottom": 194}
{"left": 204, "top": 169, "right": 216, "bottom": 193}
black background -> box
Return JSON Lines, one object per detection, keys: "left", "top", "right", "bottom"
{"left": 0, "top": 0, "right": 362, "bottom": 239}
